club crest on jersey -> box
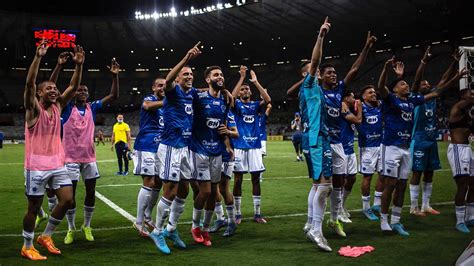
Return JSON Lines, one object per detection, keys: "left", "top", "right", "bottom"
{"left": 366, "top": 115, "right": 379, "bottom": 124}
{"left": 401, "top": 111, "right": 412, "bottom": 121}
{"left": 206, "top": 118, "right": 220, "bottom": 129}
{"left": 184, "top": 104, "right": 193, "bottom": 114}
{"left": 425, "top": 109, "right": 434, "bottom": 117}
{"left": 243, "top": 115, "right": 255, "bottom": 123}
{"left": 327, "top": 106, "right": 340, "bottom": 117}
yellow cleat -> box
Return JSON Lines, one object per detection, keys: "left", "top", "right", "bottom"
{"left": 21, "top": 245, "right": 47, "bottom": 260}
{"left": 37, "top": 235, "right": 61, "bottom": 255}
{"left": 64, "top": 230, "right": 74, "bottom": 245}
{"left": 82, "top": 225, "right": 95, "bottom": 242}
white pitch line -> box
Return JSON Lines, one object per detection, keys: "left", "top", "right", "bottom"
{"left": 95, "top": 191, "right": 136, "bottom": 223}
{"left": 0, "top": 201, "right": 455, "bottom": 237}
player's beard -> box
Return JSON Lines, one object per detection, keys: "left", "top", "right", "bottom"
{"left": 211, "top": 80, "right": 224, "bottom": 91}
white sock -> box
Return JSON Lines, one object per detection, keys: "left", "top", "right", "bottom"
{"left": 23, "top": 230, "right": 34, "bottom": 248}
{"left": 456, "top": 205, "right": 466, "bottom": 225}
{"left": 145, "top": 188, "right": 160, "bottom": 221}
{"left": 203, "top": 210, "right": 214, "bottom": 231}
{"left": 307, "top": 184, "right": 317, "bottom": 224}
{"left": 48, "top": 196, "right": 58, "bottom": 212}
{"left": 253, "top": 195, "right": 261, "bottom": 216}
{"left": 374, "top": 191, "right": 382, "bottom": 206}
{"left": 226, "top": 205, "right": 235, "bottom": 224}
{"left": 215, "top": 202, "right": 225, "bottom": 221}
{"left": 330, "top": 187, "right": 342, "bottom": 221}
{"left": 136, "top": 186, "right": 152, "bottom": 225}
{"left": 166, "top": 197, "right": 186, "bottom": 232}
{"left": 43, "top": 216, "right": 62, "bottom": 236}
{"left": 421, "top": 182, "right": 432, "bottom": 210}
{"left": 362, "top": 195, "right": 371, "bottom": 211}
{"left": 153, "top": 197, "right": 172, "bottom": 234}
{"left": 380, "top": 213, "right": 391, "bottom": 231}
{"left": 192, "top": 208, "right": 203, "bottom": 229}
{"left": 234, "top": 196, "right": 242, "bottom": 216}
{"left": 390, "top": 206, "right": 402, "bottom": 225}
{"left": 466, "top": 203, "right": 474, "bottom": 221}
{"left": 83, "top": 205, "right": 95, "bottom": 227}
{"left": 66, "top": 208, "right": 76, "bottom": 230}
{"left": 312, "top": 184, "right": 331, "bottom": 233}
{"left": 409, "top": 184, "right": 420, "bottom": 209}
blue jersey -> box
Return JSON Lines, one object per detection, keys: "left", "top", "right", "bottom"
{"left": 222, "top": 111, "right": 236, "bottom": 162}
{"left": 258, "top": 113, "right": 268, "bottom": 141}
{"left": 191, "top": 91, "right": 227, "bottom": 156}
{"left": 232, "top": 99, "right": 262, "bottom": 149}
{"left": 357, "top": 101, "right": 383, "bottom": 148}
{"left": 160, "top": 85, "right": 197, "bottom": 148}
{"left": 61, "top": 100, "right": 102, "bottom": 124}
{"left": 341, "top": 111, "right": 356, "bottom": 155}
{"left": 299, "top": 74, "right": 328, "bottom": 147}
{"left": 322, "top": 81, "right": 346, "bottom": 144}
{"left": 134, "top": 94, "right": 163, "bottom": 152}
{"left": 412, "top": 98, "right": 437, "bottom": 142}
{"left": 382, "top": 93, "right": 424, "bottom": 147}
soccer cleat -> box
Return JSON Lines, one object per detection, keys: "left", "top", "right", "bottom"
{"left": 455, "top": 223, "right": 471, "bottom": 234}
{"left": 209, "top": 219, "right": 227, "bottom": 233}
{"left": 223, "top": 223, "right": 237, "bottom": 237}
{"left": 254, "top": 214, "right": 267, "bottom": 224}
{"left": 313, "top": 231, "right": 332, "bottom": 252}
{"left": 191, "top": 227, "right": 204, "bottom": 243}
{"left": 327, "top": 219, "right": 346, "bottom": 238}
{"left": 201, "top": 231, "right": 212, "bottom": 246}
{"left": 133, "top": 223, "right": 150, "bottom": 238}
{"left": 64, "top": 230, "right": 74, "bottom": 245}
{"left": 82, "top": 225, "right": 95, "bottom": 241}
{"left": 235, "top": 214, "right": 242, "bottom": 225}
{"left": 115, "top": 171, "right": 123, "bottom": 176}
{"left": 300, "top": 155, "right": 305, "bottom": 161}
{"left": 35, "top": 213, "right": 48, "bottom": 229}
{"left": 422, "top": 206, "right": 440, "bottom": 215}
{"left": 362, "top": 209, "right": 379, "bottom": 221}
{"left": 21, "top": 245, "right": 47, "bottom": 261}
{"left": 123, "top": 171, "right": 129, "bottom": 176}
{"left": 164, "top": 228, "right": 186, "bottom": 249}
{"left": 338, "top": 208, "right": 352, "bottom": 223}
{"left": 37, "top": 235, "right": 61, "bottom": 255}
{"left": 391, "top": 223, "right": 409, "bottom": 237}
{"left": 303, "top": 223, "right": 312, "bottom": 233}
{"left": 371, "top": 205, "right": 381, "bottom": 213}
{"left": 150, "top": 231, "right": 171, "bottom": 254}
{"left": 466, "top": 219, "right": 474, "bottom": 227}
{"left": 410, "top": 207, "right": 426, "bottom": 217}
{"left": 144, "top": 219, "right": 157, "bottom": 231}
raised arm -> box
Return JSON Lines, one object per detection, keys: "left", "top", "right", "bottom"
{"left": 265, "top": 103, "right": 272, "bottom": 116}
{"left": 309, "top": 16, "right": 331, "bottom": 76}
{"left": 286, "top": 78, "right": 304, "bottom": 97}
{"left": 376, "top": 57, "right": 394, "bottom": 99}
{"left": 249, "top": 70, "right": 271, "bottom": 104}
{"left": 341, "top": 100, "right": 362, "bottom": 124}
{"left": 165, "top": 42, "right": 201, "bottom": 91}
{"left": 143, "top": 100, "right": 164, "bottom": 111}
{"left": 424, "top": 68, "right": 469, "bottom": 102}
{"left": 232, "top": 65, "right": 247, "bottom": 98}
{"left": 438, "top": 49, "right": 462, "bottom": 86}
{"left": 412, "top": 46, "right": 431, "bottom": 93}
{"left": 50, "top": 51, "right": 71, "bottom": 83}
{"left": 344, "top": 31, "right": 377, "bottom": 86}
{"left": 101, "top": 58, "right": 120, "bottom": 105}
{"left": 57, "top": 45, "right": 85, "bottom": 109}
{"left": 25, "top": 39, "right": 49, "bottom": 126}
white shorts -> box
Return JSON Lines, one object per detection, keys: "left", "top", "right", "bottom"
{"left": 359, "top": 146, "right": 381, "bottom": 175}
{"left": 158, "top": 144, "right": 193, "bottom": 182}
{"left": 65, "top": 162, "right": 100, "bottom": 182}
{"left": 24, "top": 167, "right": 72, "bottom": 196}
{"left": 222, "top": 161, "right": 235, "bottom": 179}
{"left": 447, "top": 144, "right": 474, "bottom": 178}
{"left": 191, "top": 151, "right": 222, "bottom": 183}
{"left": 133, "top": 150, "right": 160, "bottom": 176}
{"left": 345, "top": 153, "right": 357, "bottom": 175}
{"left": 380, "top": 144, "right": 411, "bottom": 180}
{"left": 331, "top": 143, "right": 347, "bottom": 175}
{"left": 234, "top": 148, "right": 265, "bottom": 173}
{"left": 260, "top": 140, "right": 267, "bottom": 156}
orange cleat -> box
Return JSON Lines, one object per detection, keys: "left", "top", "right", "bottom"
{"left": 37, "top": 235, "right": 61, "bottom": 255}
{"left": 21, "top": 245, "right": 47, "bottom": 260}
{"left": 191, "top": 227, "right": 204, "bottom": 243}
{"left": 201, "top": 231, "right": 212, "bottom": 246}
{"left": 423, "top": 207, "right": 441, "bottom": 215}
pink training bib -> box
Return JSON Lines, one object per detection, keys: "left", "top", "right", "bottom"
{"left": 63, "top": 103, "right": 96, "bottom": 163}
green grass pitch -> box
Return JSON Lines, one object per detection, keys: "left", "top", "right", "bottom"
{"left": 0, "top": 141, "right": 472, "bottom": 265}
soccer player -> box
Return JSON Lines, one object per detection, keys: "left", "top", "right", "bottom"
{"left": 376, "top": 57, "right": 466, "bottom": 236}
{"left": 320, "top": 31, "right": 376, "bottom": 236}
{"left": 21, "top": 40, "right": 84, "bottom": 260}
{"left": 447, "top": 88, "right": 473, "bottom": 233}
{"left": 149, "top": 43, "right": 201, "bottom": 255}
{"left": 300, "top": 17, "right": 332, "bottom": 251}
{"left": 231, "top": 67, "right": 271, "bottom": 224}
{"left": 111, "top": 114, "right": 132, "bottom": 175}
{"left": 189, "top": 65, "right": 233, "bottom": 246}
{"left": 96, "top": 129, "right": 105, "bottom": 146}
{"left": 338, "top": 92, "right": 362, "bottom": 223}
{"left": 60, "top": 58, "right": 120, "bottom": 245}
{"left": 291, "top": 112, "right": 304, "bottom": 161}
{"left": 132, "top": 77, "right": 165, "bottom": 237}
{"left": 409, "top": 47, "right": 462, "bottom": 216}
{"left": 357, "top": 85, "right": 384, "bottom": 220}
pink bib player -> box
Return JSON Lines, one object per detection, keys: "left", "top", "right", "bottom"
{"left": 63, "top": 103, "right": 96, "bottom": 163}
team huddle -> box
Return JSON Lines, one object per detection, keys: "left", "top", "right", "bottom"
{"left": 19, "top": 16, "right": 473, "bottom": 260}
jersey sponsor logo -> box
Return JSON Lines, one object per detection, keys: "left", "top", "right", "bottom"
{"left": 32, "top": 175, "right": 43, "bottom": 183}
{"left": 202, "top": 139, "right": 219, "bottom": 147}
{"left": 365, "top": 133, "right": 381, "bottom": 139}
{"left": 385, "top": 160, "right": 397, "bottom": 168}
{"left": 213, "top": 101, "right": 221, "bottom": 105}
{"left": 327, "top": 106, "right": 340, "bottom": 118}
{"left": 182, "top": 130, "right": 192, "bottom": 137}
{"left": 243, "top": 115, "right": 255, "bottom": 123}
{"left": 365, "top": 115, "right": 379, "bottom": 124}
{"left": 144, "top": 158, "right": 155, "bottom": 166}
{"left": 425, "top": 109, "right": 434, "bottom": 117}
{"left": 243, "top": 136, "right": 258, "bottom": 142}
{"left": 206, "top": 118, "right": 221, "bottom": 129}
{"left": 397, "top": 131, "right": 411, "bottom": 138}
{"left": 401, "top": 111, "right": 412, "bottom": 122}
{"left": 413, "top": 151, "right": 424, "bottom": 158}
{"left": 424, "top": 126, "right": 436, "bottom": 132}
{"left": 184, "top": 103, "right": 193, "bottom": 115}
{"left": 159, "top": 116, "right": 164, "bottom": 126}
